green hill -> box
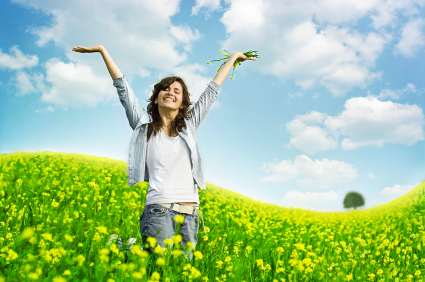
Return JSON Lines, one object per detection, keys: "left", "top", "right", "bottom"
{"left": 0, "top": 152, "right": 424, "bottom": 281}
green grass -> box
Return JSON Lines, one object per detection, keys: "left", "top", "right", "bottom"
{"left": 0, "top": 151, "right": 424, "bottom": 282}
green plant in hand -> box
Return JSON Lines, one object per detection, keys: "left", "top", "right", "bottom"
{"left": 207, "top": 50, "right": 259, "bottom": 79}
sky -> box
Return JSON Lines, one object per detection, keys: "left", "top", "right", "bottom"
{"left": 1, "top": 0, "right": 424, "bottom": 212}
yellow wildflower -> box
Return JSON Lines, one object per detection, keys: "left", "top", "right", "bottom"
{"left": 22, "top": 227, "right": 34, "bottom": 239}
{"left": 96, "top": 226, "right": 107, "bottom": 234}
{"left": 175, "top": 214, "right": 184, "bottom": 224}
{"left": 194, "top": 251, "right": 203, "bottom": 260}
{"left": 156, "top": 257, "right": 165, "bottom": 266}
{"left": 173, "top": 234, "right": 182, "bottom": 245}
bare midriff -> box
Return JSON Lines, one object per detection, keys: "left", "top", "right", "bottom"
{"left": 177, "top": 202, "right": 199, "bottom": 206}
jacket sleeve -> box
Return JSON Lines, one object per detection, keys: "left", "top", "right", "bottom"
{"left": 189, "top": 80, "right": 221, "bottom": 130}
{"left": 113, "top": 75, "right": 147, "bottom": 130}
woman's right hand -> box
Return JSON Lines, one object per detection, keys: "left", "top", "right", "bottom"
{"left": 72, "top": 45, "right": 103, "bottom": 53}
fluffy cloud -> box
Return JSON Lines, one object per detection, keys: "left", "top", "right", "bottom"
{"left": 261, "top": 154, "right": 358, "bottom": 188}
{"left": 282, "top": 190, "right": 340, "bottom": 211}
{"left": 285, "top": 96, "right": 425, "bottom": 152}
{"left": 327, "top": 96, "right": 425, "bottom": 150}
{"left": 11, "top": 71, "right": 46, "bottom": 96}
{"left": 191, "top": 0, "right": 221, "bottom": 16}
{"left": 0, "top": 46, "right": 38, "bottom": 70}
{"left": 395, "top": 18, "right": 425, "bottom": 57}
{"left": 39, "top": 59, "right": 115, "bottom": 108}
{"left": 194, "top": 0, "right": 425, "bottom": 95}
{"left": 285, "top": 111, "right": 339, "bottom": 154}
{"left": 11, "top": 0, "right": 208, "bottom": 108}
{"left": 380, "top": 184, "right": 417, "bottom": 197}
{"left": 374, "top": 83, "right": 417, "bottom": 100}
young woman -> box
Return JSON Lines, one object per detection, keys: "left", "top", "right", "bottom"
{"left": 72, "top": 44, "right": 255, "bottom": 259}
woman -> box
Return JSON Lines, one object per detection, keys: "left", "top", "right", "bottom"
{"left": 72, "top": 44, "right": 255, "bottom": 260}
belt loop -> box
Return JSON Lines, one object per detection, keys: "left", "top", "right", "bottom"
{"left": 170, "top": 203, "right": 174, "bottom": 210}
{"left": 192, "top": 207, "right": 196, "bottom": 215}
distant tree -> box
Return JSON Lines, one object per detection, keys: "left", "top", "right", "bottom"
{"left": 343, "top": 192, "right": 365, "bottom": 210}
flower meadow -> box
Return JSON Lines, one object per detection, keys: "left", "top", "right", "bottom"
{"left": 0, "top": 152, "right": 424, "bottom": 282}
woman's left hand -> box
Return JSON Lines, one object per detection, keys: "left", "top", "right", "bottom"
{"left": 231, "top": 51, "right": 257, "bottom": 62}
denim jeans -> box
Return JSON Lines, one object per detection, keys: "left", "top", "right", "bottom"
{"left": 140, "top": 204, "right": 200, "bottom": 260}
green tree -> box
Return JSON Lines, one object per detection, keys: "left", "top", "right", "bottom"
{"left": 343, "top": 191, "right": 365, "bottom": 210}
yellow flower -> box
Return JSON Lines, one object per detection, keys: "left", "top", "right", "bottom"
{"left": 78, "top": 243, "right": 83, "bottom": 247}
{"left": 207, "top": 62, "right": 210, "bottom": 64}
{"left": 28, "top": 273, "right": 39, "bottom": 280}
{"left": 172, "top": 250, "right": 182, "bottom": 258}
{"left": 216, "top": 260, "right": 223, "bottom": 269}
{"left": 276, "top": 247, "right": 284, "bottom": 254}
{"left": 173, "top": 234, "right": 182, "bottom": 245}
{"left": 202, "top": 277, "right": 209, "bottom": 282}
{"left": 187, "top": 241, "right": 194, "bottom": 250}
{"left": 63, "top": 270, "right": 71, "bottom": 276}
{"left": 64, "top": 234, "right": 73, "bottom": 242}
{"left": 415, "top": 270, "right": 421, "bottom": 276}
{"left": 225, "top": 256, "right": 231, "bottom": 263}
{"left": 294, "top": 243, "right": 305, "bottom": 251}
{"left": 156, "top": 257, "right": 165, "bottom": 266}
{"left": 110, "top": 244, "right": 119, "bottom": 254}
{"left": 194, "top": 251, "right": 203, "bottom": 260}
{"left": 22, "top": 227, "right": 34, "bottom": 239}
{"left": 132, "top": 272, "right": 143, "bottom": 279}
{"left": 377, "top": 269, "right": 383, "bottom": 275}
{"left": 77, "top": 254, "right": 85, "bottom": 266}
{"left": 147, "top": 237, "right": 157, "bottom": 248}
{"left": 151, "top": 272, "right": 160, "bottom": 280}
{"left": 256, "top": 259, "right": 264, "bottom": 267}
{"left": 174, "top": 214, "right": 184, "bottom": 224}
{"left": 346, "top": 274, "right": 353, "bottom": 281}
{"left": 41, "top": 233, "right": 53, "bottom": 242}
{"left": 6, "top": 233, "right": 12, "bottom": 239}
{"left": 52, "top": 277, "right": 66, "bottom": 282}
{"left": 96, "top": 226, "right": 107, "bottom": 234}
{"left": 164, "top": 238, "right": 174, "bottom": 246}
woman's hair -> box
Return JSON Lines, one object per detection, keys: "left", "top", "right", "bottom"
{"left": 146, "top": 76, "right": 193, "bottom": 141}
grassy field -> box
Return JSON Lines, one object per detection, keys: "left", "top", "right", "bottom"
{"left": 0, "top": 151, "right": 424, "bottom": 282}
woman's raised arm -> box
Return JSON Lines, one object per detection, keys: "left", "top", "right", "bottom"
{"left": 72, "top": 45, "right": 123, "bottom": 79}
{"left": 212, "top": 52, "right": 256, "bottom": 86}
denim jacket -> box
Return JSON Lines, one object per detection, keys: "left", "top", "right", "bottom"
{"left": 113, "top": 75, "right": 220, "bottom": 190}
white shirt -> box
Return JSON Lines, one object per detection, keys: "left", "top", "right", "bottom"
{"left": 145, "top": 129, "right": 200, "bottom": 206}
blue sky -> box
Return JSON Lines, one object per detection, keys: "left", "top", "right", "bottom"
{"left": 1, "top": 0, "right": 424, "bottom": 211}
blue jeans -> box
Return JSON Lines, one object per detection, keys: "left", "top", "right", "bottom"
{"left": 140, "top": 204, "right": 200, "bottom": 260}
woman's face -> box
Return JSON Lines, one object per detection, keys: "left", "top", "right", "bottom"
{"left": 155, "top": 81, "right": 183, "bottom": 111}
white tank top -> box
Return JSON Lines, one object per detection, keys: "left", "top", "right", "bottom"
{"left": 145, "top": 129, "right": 200, "bottom": 206}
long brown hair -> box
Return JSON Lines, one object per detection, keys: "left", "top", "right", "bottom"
{"left": 146, "top": 76, "right": 193, "bottom": 141}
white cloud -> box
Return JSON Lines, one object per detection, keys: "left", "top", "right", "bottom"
{"left": 282, "top": 190, "right": 340, "bottom": 211}
{"left": 286, "top": 96, "right": 425, "bottom": 152}
{"left": 261, "top": 154, "right": 358, "bottom": 188}
{"left": 369, "top": 172, "right": 376, "bottom": 179}
{"left": 0, "top": 45, "right": 38, "bottom": 70}
{"left": 395, "top": 18, "right": 425, "bottom": 57}
{"left": 191, "top": 0, "right": 221, "bottom": 16}
{"left": 11, "top": 0, "right": 210, "bottom": 108}
{"left": 11, "top": 71, "right": 47, "bottom": 96}
{"left": 217, "top": 0, "right": 403, "bottom": 96}
{"left": 375, "top": 83, "right": 417, "bottom": 100}
{"left": 380, "top": 184, "right": 417, "bottom": 197}
{"left": 327, "top": 96, "right": 425, "bottom": 150}
{"left": 40, "top": 59, "right": 115, "bottom": 108}
{"left": 285, "top": 111, "right": 339, "bottom": 154}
